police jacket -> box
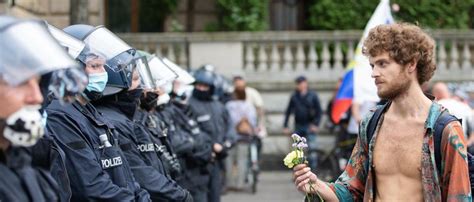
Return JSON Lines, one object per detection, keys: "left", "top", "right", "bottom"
{"left": 46, "top": 100, "right": 150, "bottom": 202}
{"left": 31, "top": 134, "right": 71, "bottom": 202}
{"left": 0, "top": 147, "right": 59, "bottom": 202}
{"left": 155, "top": 105, "right": 194, "bottom": 158}
{"left": 94, "top": 95, "right": 192, "bottom": 202}
{"left": 136, "top": 109, "right": 181, "bottom": 179}
{"left": 163, "top": 102, "right": 214, "bottom": 192}
{"left": 187, "top": 96, "right": 233, "bottom": 160}
{"left": 166, "top": 102, "right": 213, "bottom": 167}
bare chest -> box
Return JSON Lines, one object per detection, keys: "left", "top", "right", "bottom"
{"left": 372, "top": 117, "right": 426, "bottom": 178}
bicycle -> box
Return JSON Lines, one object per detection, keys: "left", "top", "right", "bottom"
{"left": 307, "top": 136, "right": 356, "bottom": 182}
{"left": 308, "top": 147, "right": 340, "bottom": 182}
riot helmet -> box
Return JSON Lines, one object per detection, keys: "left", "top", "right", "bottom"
{"left": 0, "top": 16, "right": 81, "bottom": 147}
{"left": 191, "top": 66, "right": 217, "bottom": 101}
{"left": 0, "top": 17, "right": 79, "bottom": 86}
{"left": 63, "top": 24, "right": 136, "bottom": 72}
{"left": 47, "top": 24, "right": 111, "bottom": 101}
{"left": 158, "top": 57, "right": 195, "bottom": 102}
{"left": 192, "top": 66, "right": 216, "bottom": 87}
{"left": 161, "top": 57, "right": 195, "bottom": 85}
{"left": 138, "top": 51, "right": 177, "bottom": 109}
{"left": 63, "top": 24, "right": 138, "bottom": 96}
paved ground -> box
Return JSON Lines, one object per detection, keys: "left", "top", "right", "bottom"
{"left": 222, "top": 171, "right": 305, "bottom": 202}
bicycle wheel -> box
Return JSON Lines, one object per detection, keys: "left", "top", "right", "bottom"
{"left": 251, "top": 169, "right": 258, "bottom": 194}
{"left": 310, "top": 149, "right": 339, "bottom": 182}
{"left": 249, "top": 140, "right": 259, "bottom": 194}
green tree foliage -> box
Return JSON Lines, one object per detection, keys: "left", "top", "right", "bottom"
{"left": 393, "top": 0, "right": 474, "bottom": 29}
{"left": 307, "top": 0, "right": 379, "bottom": 30}
{"left": 306, "top": 0, "right": 474, "bottom": 30}
{"left": 213, "top": 0, "right": 269, "bottom": 31}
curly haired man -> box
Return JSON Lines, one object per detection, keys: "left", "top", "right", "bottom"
{"left": 293, "top": 23, "right": 471, "bottom": 202}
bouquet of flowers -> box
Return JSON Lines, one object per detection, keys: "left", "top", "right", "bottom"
{"left": 283, "top": 133, "right": 323, "bottom": 202}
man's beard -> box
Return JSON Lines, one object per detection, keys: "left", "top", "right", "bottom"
{"left": 377, "top": 73, "right": 412, "bottom": 100}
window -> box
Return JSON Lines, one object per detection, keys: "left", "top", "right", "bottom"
{"left": 270, "top": 0, "right": 305, "bottom": 30}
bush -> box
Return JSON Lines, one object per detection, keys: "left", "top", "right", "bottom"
{"left": 214, "top": 0, "right": 269, "bottom": 31}
{"left": 307, "top": 0, "right": 379, "bottom": 30}
{"left": 306, "top": 0, "right": 474, "bottom": 30}
{"left": 393, "top": 0, "right": 474, "bottom": 29}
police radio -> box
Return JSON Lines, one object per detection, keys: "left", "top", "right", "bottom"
{"left": 99, "top": 134, "right": 112, "bottom": 147}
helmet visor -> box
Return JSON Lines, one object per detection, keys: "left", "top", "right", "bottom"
{"left": 161, "top": 57, "right": 195, "bottom": 85}
{"left": 47, "top": 24, "right": 86, "bottom": 59}
{"left": 0, "top": 20, "right": 79, "bottom": 86}
{"left": 148, "top": 56, "right": 177, "bottom": 87}
{"left": 83, "top": 26, "right": 135, "bottom": 72}
{"left": 107, "top": 50, "right": 136, "bottom": 73}
{"left": 134, "top": 56, "right": 155, "bottom": 90}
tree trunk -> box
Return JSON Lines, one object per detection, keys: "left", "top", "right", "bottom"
{"left": 70, "top": 0, "right": 89, "bottom": 24}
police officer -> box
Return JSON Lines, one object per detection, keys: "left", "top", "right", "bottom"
{"left": 140, "top": 87, "right": 184, "bottom": 181}
{"left": 165, "top": 92, "right": 214, "bottom": 202}
{"left": 45, "top": 24, "right": 150, "bottom": 201}
{"left": 136, "top": 52, "right": 184, "bottom": 180}
{"left": 187, "top": 68, "right": 233, "bottom": 202}
{"left": 0, "top": 16, "right": 83, "bottom": 201}
{"left": 151, "top": 58, "right": 215, "bottom": 200}
{"left": 137, "top": 52, "right": 190, "bottom": 181}
{"left": 138, "top": 87, "right": 183, "bottom": 179}
{"left": 31, "top": 23, "right": 89, "bottom": 202}
{"left": 136, "top": 54, "right": 212, "bottom": 202}
{"left": 93, "top": 51, "right": 193, "bottom": 201}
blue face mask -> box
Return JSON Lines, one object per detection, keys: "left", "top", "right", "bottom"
{"left": 86, "top": 72, "right": 108, "bottom": 93}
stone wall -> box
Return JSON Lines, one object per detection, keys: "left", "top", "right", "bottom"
{"left": 5, "top": 0, "right": 103, "bottom": 28}
{"left": 0, "top": 1, "right": 6, "bottom": 14}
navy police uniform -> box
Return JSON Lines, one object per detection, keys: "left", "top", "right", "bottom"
{"left": 46, "top": 100, "right": 150, "bottom": 201}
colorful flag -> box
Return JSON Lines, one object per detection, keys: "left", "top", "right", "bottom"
{"left": 331, "top": 0, "right": 394, "bottom": 124}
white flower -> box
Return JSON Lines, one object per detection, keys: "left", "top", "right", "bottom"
{"left": 291, "top": 133, "right": 301, "bottom": 142}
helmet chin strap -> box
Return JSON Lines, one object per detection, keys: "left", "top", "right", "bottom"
{"left": 0, "top": 120, "right": 8, "bottom": 150}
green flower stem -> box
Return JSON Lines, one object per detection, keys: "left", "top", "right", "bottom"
{"left": 308, "top": 181, "right": 324, "bottom": 202}
{"left": 289, "top": 137, "right": 323, "bottom": 201}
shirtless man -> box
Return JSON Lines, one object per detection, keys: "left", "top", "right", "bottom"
{"left": 293, "top": 23, "right": 471, "bottom": 201}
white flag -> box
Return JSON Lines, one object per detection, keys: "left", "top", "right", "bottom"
{"left": 353, "top": 0, "right": 394, "bottom": 104}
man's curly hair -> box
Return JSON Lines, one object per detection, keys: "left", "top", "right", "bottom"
{"left": 362, "top": 23, "right": 436, "bottom": 84}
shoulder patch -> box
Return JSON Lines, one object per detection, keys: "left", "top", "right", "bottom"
{"left": 197, "top": 114, "right": 211, "bottom": 122}
{"left": 66, "top": 141, "right": 87, "bottom": 150}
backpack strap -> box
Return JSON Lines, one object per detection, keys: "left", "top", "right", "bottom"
{"left": 366, "top": 101, "right": 391, "bottom": 143}
{"left": 433, "top": 110, "right": 460, "bottom": 177}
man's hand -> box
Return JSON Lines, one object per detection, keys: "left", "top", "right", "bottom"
{"left": 293, "top": 164, "right": 318, "bottom": 194}
{"left": 283, "top": 128, "right": 291, "bottom": 135}
{"left": 309, "top": 124, "right": 319, "bottom": 133}
{"left": 213, "top": 143, "right": 223, "bottom": 153}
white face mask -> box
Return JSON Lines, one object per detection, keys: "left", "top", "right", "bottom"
{"left": 175, "top": 85, "right": 188, "bottom": 97}
{"left": 162, "top": 82, "right": 173, "bottom": 94}
{"left": 175, "top": 84, "right": 193, "bottom": 97}
{"left": 157, "top": 93, "right": 171, "bottom": 106}
{"left": 3, "top": 105, "right": 44, "bottom": 147}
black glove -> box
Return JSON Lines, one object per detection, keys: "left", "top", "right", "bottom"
{"left": 171, "top": 158, "right": 182, "bottom": 174}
